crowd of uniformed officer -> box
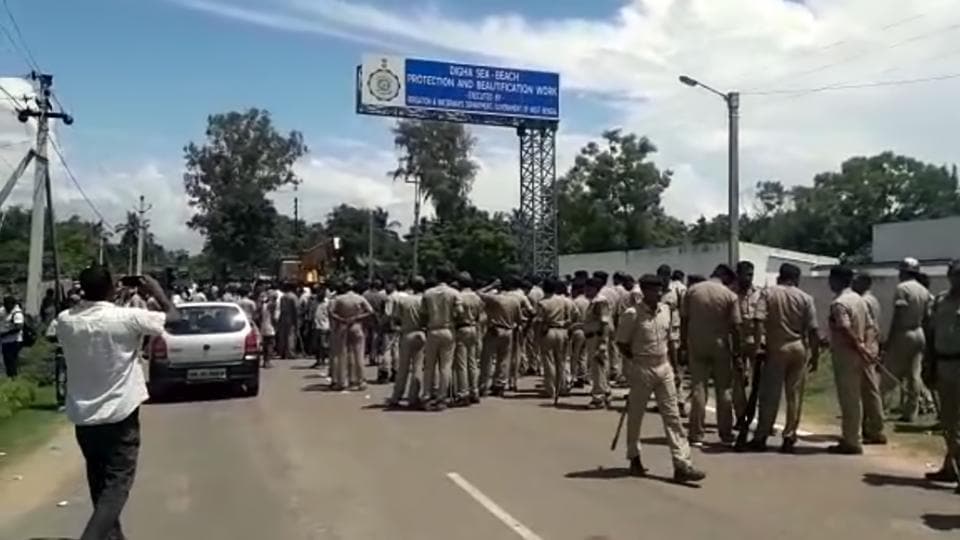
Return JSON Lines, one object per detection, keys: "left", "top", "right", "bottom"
{"left": 312, "top": 257, "right": 960, "bottom": 489}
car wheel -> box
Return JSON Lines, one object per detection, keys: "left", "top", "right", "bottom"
{"left": 241, "top": 371, "right": 260, "bottom": 397}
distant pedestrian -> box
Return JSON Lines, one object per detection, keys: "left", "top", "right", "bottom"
{"left": 923, "top": 260, "right": 960, "bottom": 491}
{"left": 0, "top": 295, "right": 24, "bottom": 378}
{"left": 827, "top": 265, "right": 871, "bottom": 455}
{"left": 616, "top": 274, "right": 705, "bottom": 483}
{"left": 882, "top": 258, "right": 933, "bottom": 422}
{"left": 683, "top": 264, "right": 740, "bottom": 446}
{"left": 851, "top": 273, "right": 886, "bottom": 445}
{"left": 56, "top": 266, "right": 177, "bottom": 540}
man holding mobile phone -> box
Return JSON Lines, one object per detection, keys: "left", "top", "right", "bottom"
{"left": 56, "top": 265, "right": 178, "bottom": 540}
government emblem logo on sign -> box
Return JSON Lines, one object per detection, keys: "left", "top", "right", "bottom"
{"left": 367, "top": 58, "right": 401, "bottom": 102}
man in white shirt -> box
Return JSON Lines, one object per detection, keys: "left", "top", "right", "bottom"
{"left": 0, "top": 295, "right": 25, "bottom": 377}
{"left": 56, "top": 266, "right": 177, "bottom": 540}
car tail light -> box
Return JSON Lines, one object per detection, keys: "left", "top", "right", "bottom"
{"left": 151, "top": 337, "right": 168, "bottom": 363}
{"left": 244, "top": 330, "right": 259, "bottom": 356}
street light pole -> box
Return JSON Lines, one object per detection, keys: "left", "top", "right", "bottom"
{"left": 727, "top": 91, "right": 740, "bottom": 266}
{"left": 679, "top": 75, "right": 740, "bottom": 266}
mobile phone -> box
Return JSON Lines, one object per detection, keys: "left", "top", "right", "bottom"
{"left": 120, "top": 275, "right": 145, "bottom": 287}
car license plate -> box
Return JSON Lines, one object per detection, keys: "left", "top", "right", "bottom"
{"left": 187, "top": 368, "right": 227, "bottom": 381}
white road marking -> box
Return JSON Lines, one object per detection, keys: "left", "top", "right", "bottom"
{"left": 446, "top": 472, "right": 544, "bottom": 540}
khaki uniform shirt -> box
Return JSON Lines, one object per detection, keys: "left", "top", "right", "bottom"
{"left": 757, "top": 284, "right": 817, "bottom": 349}
{"left": 481, "top": 292, "right": 523, "bottom": 330}
{"left": 930, "top": 293, "right": 960, "bottom": 356}
{"left": 684, "top": 279, "right": 741, "bottom": 350}
{"left": 892, "top": 279, "right": 931, "bottom": 332}
{"left": 572, "top": 295, "right": 590, "bottom": 330}
{"left": 538, "top": 295, "right": 571, "bottom": 331}
{"left": 455, "top": 289, "right": 483, "bottom": 327}
{"left": 420, "top": 283, "right": 460, "bottom": 331}
{"left": 829, "top": 288, "right": 868, "bottom": 356}
{"left": 661, "top": 287, "right": 682, "bottom": 341}
{"left": 739, "top": 285, "right": 764, "bottom": 352}
{"left": 616, "top": 302, "right": 672, "bottom": 367}
{"left": 330, "top": 292, "right": 374, "bottom": 329}
{"left": 584, "top": 295, "right": 612, "bottom": 336}
{"left": 527, "top": 286, "right": 545, "bottom": 305}
{"left": 394, "top": 293, "right": 424, "bottom": 334}
{"left": 861, "top": 291, "right": 882, "bottom": 356}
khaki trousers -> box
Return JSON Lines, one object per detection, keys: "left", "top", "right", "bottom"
{"left": 938, "top": 361, "right": 960, "bottom": 462}
{"left": 586, "top": 335, "right": 609, "bottom": 399}
{"left": 624, "top": 358, "right": 692, "bottom": 468}
{"left": 756, "top": 341, "right": 807, "bottom": 440}
{"left": 832, "top": 347, "right": 865, "bottom": 449}
{"left": 688, "top": 341, "right": 734, "bottom": 442}
{"left": 524, "top": 328, "right": 541, "bottom": 373}
{"left": 454, "top": 326, "right": 480, "bottom": 399}
{"left": 391, "top": 331, "right": 425, "bottom": 402}
{"left": 861, "top": 362, "right": 885, "bottom": 439}
{"left": 480, "top": 328, "right": 512, "bottom": 391}
{"left": 570, "top": 329, "right": 586, "bottom": 380}
{"left": 336, "top": 324, "right": 366, "bottom": 388}
{"left": 541, "top": 329, "right": 568, "bottom": 397}
{"left": 423, "top": 329, "right": 455, "bottom": 401}
{"left": 882, "top": 328, "right": 927, "bottom": 418}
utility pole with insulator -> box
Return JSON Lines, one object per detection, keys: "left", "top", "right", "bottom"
{"left": 17, "top": 72, "right": 73, "bottom": 316}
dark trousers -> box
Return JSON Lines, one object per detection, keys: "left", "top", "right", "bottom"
{"left": 75, "top": 408, "right": 140, "bottom": 540}
{"left": 1, "top": 341, "right": 20, "bottom": 377}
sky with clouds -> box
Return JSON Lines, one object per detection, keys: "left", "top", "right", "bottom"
{"left": 1, "top": 0, "right": 958, "bottom": 253}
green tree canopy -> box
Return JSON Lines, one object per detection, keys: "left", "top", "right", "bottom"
{"left": 558, "top": 130, "right": 680, "bottom": 253}
{"left": 183, "top": 108, "right": 307, "bottom": 277}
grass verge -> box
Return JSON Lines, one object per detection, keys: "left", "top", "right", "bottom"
{"left": 0, "top": 385, "right": 66, "bottom": 469}
{"left": 801, "top": 353, "right": 946, "bottom": 460}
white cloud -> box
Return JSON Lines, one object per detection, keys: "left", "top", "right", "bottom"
{"left": 13, "top": 0, "right": 960, "bottom": 254}
{"left": 168, "top": 0, "right": 960, "bottom": 229}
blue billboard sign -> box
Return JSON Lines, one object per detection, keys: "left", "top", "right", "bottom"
{"left": 359, "top": 55, "right": 560, "bottom": 124}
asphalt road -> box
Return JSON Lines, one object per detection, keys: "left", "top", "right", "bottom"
{"left": 2, "top": 360, "right": 959, "bottom": 540}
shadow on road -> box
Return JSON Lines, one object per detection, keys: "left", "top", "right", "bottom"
{"left": 539, "top": 402, "right": 596, "bottom": 411}
{"left": 893, "top": 422, "right": 941, "bottom": 435}
{"left": 147, "top": 386, "right": 240, "bottom": 404}
{"left": 26, "top": 537, "right": 78, "bottom": 539}
{"left": 500, "top": 393, "right": 548, "bottom": 401}
{"left": 565, "top": 467, "right": 701, "bottom": 489}
{"left": 862, "top": 472, "right": 955, "bottom": 493}
{"left": 921, "top": 514, "right": 960, "bottom": 531}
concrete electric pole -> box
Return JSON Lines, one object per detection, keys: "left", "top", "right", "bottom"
{"left": 135, "top": 194, "right": 151, "bottom": 275}
{"left": 16, "top": 72, "right": 73, "bottom": 316}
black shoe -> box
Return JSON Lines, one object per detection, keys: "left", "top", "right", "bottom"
{"left": 384, "top": 398, "right": 401, "bottom": 410}
{"left": 779, "top": 437, "right": 797, "bottom": 454}
{"left": 925, "top": 468, "right": 958, "bottom": 482}
{"left": 525, "top": 367, "right": 537, "bottom": 376}
{"left": 863, "top": 434, "right": 888, "bottom": 445}
{"left": 490, "top": 386, "right": 504, "bottom": 397}
{"left": 588, "top": 399, "right": 605, "bottom": 410}
{"left": 309, "top": 361, "right": 322, "bottom": 369}
{"left": 628, "top": 456, "right": 647, "bottom": 477}
{"left": 376, "top": 371, "right": 389, "bottom": 384}
{"left": 469, "top": 394, "right": 480, "bottom": 405}
{"left": 827, "top": 443, "right": 863, "bottom": 455}
{"left": 573, "top": 379, "right": 586, "bottom": 389}
{"left": 674, "top": 465, "right": 706, "bottom": 483}
{"left": 408, "top": 400, "right": 426, "bottom": 411}
{"left": 898, "top": 415, "right": 916, "bottom": 423}
{"left": 744, "top": 438, "right": 768, "bottom": 453}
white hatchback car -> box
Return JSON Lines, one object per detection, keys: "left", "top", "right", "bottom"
{"left": 147, "top": 302, "right": 261, "bottom": 397}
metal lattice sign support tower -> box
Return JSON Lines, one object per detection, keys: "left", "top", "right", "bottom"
{"left": 517, "top": 123, "right": 558, "bottom": 277}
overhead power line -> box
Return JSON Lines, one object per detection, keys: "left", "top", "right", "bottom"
{"left": 48, "top": 137, "right": 113, "bottom": 229}
{"left": 745, "top": 72, "right": 960, "bottom": 96}
{"left": 1, "top": 0, "right": 39, "bottom": 71}
{"left": 745, "top": 20, "right": 960, "bottom": 93}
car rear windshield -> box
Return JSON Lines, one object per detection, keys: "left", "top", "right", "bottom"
{"left": 165, "top": 306, "right": 246, "bottom": 335}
